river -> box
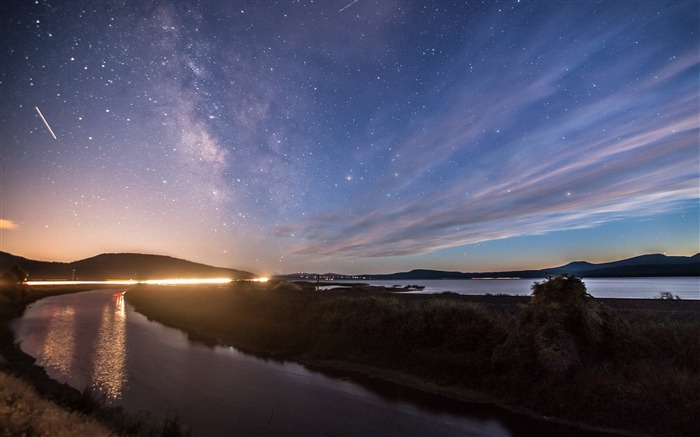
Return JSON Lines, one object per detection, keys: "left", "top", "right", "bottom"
{"left": 11, "top": 289, "right": 614, "bottom": 436}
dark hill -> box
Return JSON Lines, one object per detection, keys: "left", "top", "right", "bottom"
{"left": 0, "top": 251, "right": 254, "bottom": 281}
{"left": 550, "top": 261, "right": 596, "bottom": 273}
{"left": 275, "top": 253, "right": 700, "bottom": 280}
{"left": 548, "top": 253, "right": 700, "bottom": 277}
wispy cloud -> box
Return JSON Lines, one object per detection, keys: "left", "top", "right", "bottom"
{"left": 0, "top": 219, "right": 18, "bottom": 230}
{"left": 278, "top": 15, "right": 700, "bottom": 259}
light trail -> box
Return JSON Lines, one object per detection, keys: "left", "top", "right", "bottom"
{"left": 35, "top": 106, "right": 58, "bottom": 140}
{"left": 26, "top": 280, "right": 137, "bottom": 286}
{"left": 339, "top": 0, "right": 358, "bottom": 12}
{"left": 26, "top": 278, "right": 236, "bottom": 286}
{"left": 142, "top": 278, "right": 233, "bottom": 285}
{"left": 25, "top": 277, "right": 274, "bottom": 286}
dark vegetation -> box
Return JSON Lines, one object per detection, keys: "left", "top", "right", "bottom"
{"left": 0, "top": 277, "right": 194, "bottom": 436}
{"left": 125, "top": 276, "right": 700, "bottom": 436}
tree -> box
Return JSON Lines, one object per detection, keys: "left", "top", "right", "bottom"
{"left": 0, "top": 263, "right": 28, "bottom": 284}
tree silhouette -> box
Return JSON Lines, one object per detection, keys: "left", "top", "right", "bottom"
{"left": 1, "top": 263, "right": 28, "bottom": 284}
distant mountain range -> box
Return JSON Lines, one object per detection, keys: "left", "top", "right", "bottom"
{"left": 2, "top": 251, "right": 698, "bottom": 282}
{"left": 0, "top": 252, "right": 254, "bottom": 281}
{"left": 275, "top": 253, "right": 700, "bottom": 281}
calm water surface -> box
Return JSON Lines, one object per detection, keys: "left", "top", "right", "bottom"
{"left": 11, "top": 289, "right": 605, "bottom": 436}
{"left": 364, "top": 277, "right": 699, "bottom": 299}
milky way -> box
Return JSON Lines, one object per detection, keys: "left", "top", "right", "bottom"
{"left": 1, "top": 1, "right": 698, "bottom": 274}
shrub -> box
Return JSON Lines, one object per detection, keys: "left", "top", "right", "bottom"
{"left": 493, "top": 275, "right": 613, "bottom": 379}
{"left": 531, "top": 274, "right": 591, "bottom": 307}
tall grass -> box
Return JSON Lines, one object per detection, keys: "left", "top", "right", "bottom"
{"left": 0, "top": 371, "right": 116, "bottom": 437}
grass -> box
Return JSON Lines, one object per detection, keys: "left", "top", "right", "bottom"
{"left": 124, "top": 278, "right": 700, "bottom": 436}
{"left": 0, "top": 370, "right": 116, "bottom": 437}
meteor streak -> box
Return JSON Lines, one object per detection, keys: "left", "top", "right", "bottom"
{"left": 339, "top": 0, "right": 358, "bottom": 12}
{"left": 35, "top": 106, "right": 57, "bottom": 139}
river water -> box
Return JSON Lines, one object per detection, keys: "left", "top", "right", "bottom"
{"left": 11, "top": 289, "right": 613, "bottom": 436}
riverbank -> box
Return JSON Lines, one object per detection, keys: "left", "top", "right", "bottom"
{"left": 0, "top": 283, "right": 193, "bottom": 437}
{"left": 124, "top": 279, "right": 699, "bottom": 436}
{"left": 0, "top": 370, "right": 116, "bottom": 437}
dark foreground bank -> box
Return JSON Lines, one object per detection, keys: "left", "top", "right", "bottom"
{"left": 124, "top": 278, "right": 700, "bottom": 436}
{"left": 0, "top": 283, "right": 194, "bottom": 437}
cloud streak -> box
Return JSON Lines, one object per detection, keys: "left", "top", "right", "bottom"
{"left": 0, "top": 219, "right": 18, "bottom": 230}
{"left": 279, "top": 17, "right": 700, "bottom": 259}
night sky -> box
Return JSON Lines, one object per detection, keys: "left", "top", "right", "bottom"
{"left": 1, "top": 1, "right": 698, "bottom": 275}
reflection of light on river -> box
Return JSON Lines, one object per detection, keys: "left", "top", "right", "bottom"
{"left": 42, "top": 307, "right": 75, "bottom": 374}
{"left": 92, "top": 292, "right": 127, "bottom": 400}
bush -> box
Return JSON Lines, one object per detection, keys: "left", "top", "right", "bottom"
{"left": 493, "top": 275, "right": 613, "bottom": 379}
{"left": 531, "top": 274, "right": 591, "bottom": 307}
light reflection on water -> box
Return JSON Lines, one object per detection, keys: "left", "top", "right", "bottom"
{"left": 92, "top": 292, "right": 127, "bottom": 399}
{"left": 30, "top": 291, "right": 128, "bottom": 401}
{"left": 42, "top": 306, "right": 75, "bottom": 375}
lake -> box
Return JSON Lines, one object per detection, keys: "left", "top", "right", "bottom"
{"left": 358, "top": 277, "right": 700, "bottom": 299}
{"left": 11, "top": 289, "right": 609, "bottom": 436}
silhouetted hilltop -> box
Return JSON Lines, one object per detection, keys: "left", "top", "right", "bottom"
{"left": 275, "top": 253, "right": 700, "bottom": 280}
{"left": 548, "top": 253, "right": 700, "bottom": 277}
{"left": 0, "top": 251, "right": 255, "bottom": 281}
